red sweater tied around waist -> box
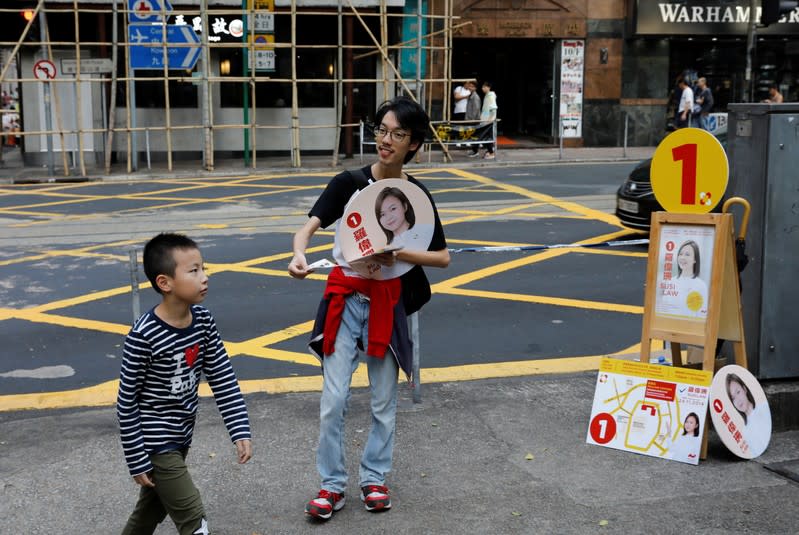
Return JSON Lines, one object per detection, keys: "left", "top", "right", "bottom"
{"left": 322, "top": 266, "right": 402, "bottom": 358}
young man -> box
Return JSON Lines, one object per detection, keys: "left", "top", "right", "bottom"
{"left": 452, "top": 81, "right": 472, "bottom": 122}
{"left": 288, "top": 96, "right": 450, "bottom": 521}
{"left": 694, "top": 77, "right": 714, "bottom": 130}
{"left": 464, "top": 80, "right": 482, "bottom": 157}
{"left": 676, "top": 78, "right": 694, "bottom": 129}
{"left": 117, "top": 233, "right": 252, "bottom": 535}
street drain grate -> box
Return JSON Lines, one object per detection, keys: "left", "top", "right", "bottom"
{"left": 763, "top": 459, "right": 799, "bottom": 485}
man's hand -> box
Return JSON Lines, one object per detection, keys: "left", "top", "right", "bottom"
{"left": 133, "top": 472, "right": 155, "bottom": 488}
{"left": 235, "top": 439, "right": 252, "bottom": 464}
{"left": 372, "top": 251, "right": 398, "bottom": 267}
{"left": 288, "top": 254, "right": 311, "bottom": 279}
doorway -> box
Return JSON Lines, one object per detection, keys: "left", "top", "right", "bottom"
{"left": 452, "top": 38, "right": 556, "bottom": 141}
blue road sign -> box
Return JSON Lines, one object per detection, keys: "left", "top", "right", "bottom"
{"left": 128, "top": 24, "right": 201, "bottom": 70}
{"left": 128, "top": 0, "right": 173, "bottom": 24}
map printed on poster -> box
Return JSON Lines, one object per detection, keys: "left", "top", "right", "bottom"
{"left": 587, "top": 358, "right": 712, "bottom": 465}
{"left": 559, "top": 39, "right": 584, "bottom": 138}
{"left": 654, "top": 224, "right": 715, "bottom": 321}
{"left": 335, "top": 179, "right": 434, "bottom": 280}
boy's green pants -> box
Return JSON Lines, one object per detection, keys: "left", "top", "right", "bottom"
{"left": 121, "top": 448, "right": 207, "bottom": 535}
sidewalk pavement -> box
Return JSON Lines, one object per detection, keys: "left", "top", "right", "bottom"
{"left": 1, "top": 373, "right": 798, "bottom": 534}
{"left": 0, "top": 144, "right": 658, "bottom": 184}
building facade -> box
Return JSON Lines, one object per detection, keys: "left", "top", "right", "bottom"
{"left": 3, "top": 0, "right": 798, "bottom": 169}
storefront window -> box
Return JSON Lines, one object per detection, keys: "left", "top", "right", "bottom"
{"left": 218, "top": 47, "right": 335, "bottom": 108}
{"left": 115, "top": 70, "right": 199, "bottom": 109}
{"left": 219, "top": 13, "right": 337, "bottom": 108}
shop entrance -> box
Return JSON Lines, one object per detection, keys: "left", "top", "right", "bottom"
{"left": 452, "top": 38, "right": 556, "bottom": 141}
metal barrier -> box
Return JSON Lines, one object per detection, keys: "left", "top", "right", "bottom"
{"left": 359, "top": 120, "right": 498, "bottom": 163}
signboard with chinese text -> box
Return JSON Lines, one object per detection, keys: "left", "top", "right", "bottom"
{"left": 337, "top": 179, "right": 434, "bottom": 280}
{"left": 653, "top": 224, "right": 715, "bottom": 322}
{"left": 587, "top": 357, "right": 712, "bottom": 465}
{"left": 399, "top": 0, "right": 427, "bottom": 79}
{"left": 640, "top": 212, "right": 747, "bottom": 380}
{"left": 61, "top": 59, "right": 114, "bottom": 75}
{"left": 249, "top": 34, "right": 276, "bottom": 72}
{"left": 251, "top": 0, "right": 275, "bottom": 32}
{"left": 559, "top": 39, "right": 584, "bottom": 138}
{"left": 128, "top": 23, "right": 201, "bottom": 70}
{"left": 709, "top": 365, "right": 771, "bottom": 458}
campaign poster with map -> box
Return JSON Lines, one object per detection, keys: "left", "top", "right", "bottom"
{"left": 586, "top": 358, "right": 712, "bottom": 465}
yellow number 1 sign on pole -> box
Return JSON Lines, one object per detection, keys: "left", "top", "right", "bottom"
{"left": 650, "top": 127, "right": 728, "bottom": 214}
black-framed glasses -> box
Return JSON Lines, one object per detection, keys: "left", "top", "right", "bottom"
{"left": 374, "top": 126, "right": 409, "bottom": 143}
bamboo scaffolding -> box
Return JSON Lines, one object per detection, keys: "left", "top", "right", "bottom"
{"left": 1, "top": 1, "right": 457, "bottom": 171}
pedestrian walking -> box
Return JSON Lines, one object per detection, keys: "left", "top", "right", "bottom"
{"left": 694, "top": 77, "right": 714, "bottom": 130}
{"left": 117, "top": 232, "right": 252, "bottom": 535}
{"left": 676, "top": 78, "right": 694, "bottom": 129}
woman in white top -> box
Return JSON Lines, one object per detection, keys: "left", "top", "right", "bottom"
{"left": 666, "top": 412, "right": 702, "bottom": 463}
{"left": 726, "top": 373, "right": 771, "bottom": 457}
{"left": 661, "top": 240, "right": 709, "bottom": 318}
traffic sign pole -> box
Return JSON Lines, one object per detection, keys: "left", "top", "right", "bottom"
{"left": 242, "top": 0, "right": 250, "bottom": 166}
{"left": 37, "top": 10, "right": 55, "bottom": 176}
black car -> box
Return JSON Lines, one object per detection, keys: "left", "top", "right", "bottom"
{"left": 616, "top": 132, "right": 727, "bottom": 231}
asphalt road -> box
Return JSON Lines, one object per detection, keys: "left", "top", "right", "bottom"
{"left": 0, "top": 162, "right": 648, "bottom": 411}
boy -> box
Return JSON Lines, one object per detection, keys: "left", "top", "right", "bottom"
{"left": 117, "top": 232, "right": 252, "bottom": 535}
{"left": 288, "top": 96, "right": 450, "bottom": 521}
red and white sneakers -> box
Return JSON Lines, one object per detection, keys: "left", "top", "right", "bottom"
{"left": 360, "top": 484, "right": 392, "bottom": 512}
{"left": 305, "top": 489, "right": 345, "bottom": 520}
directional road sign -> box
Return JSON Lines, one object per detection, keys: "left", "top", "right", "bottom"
{"left": 128, "top": 24, "right": 201, "bottom": 70}
{"left": 128, "top": 0, "right": 173, "bottom": 24}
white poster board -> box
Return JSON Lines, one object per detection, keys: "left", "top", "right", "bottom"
{"left": 654, "top": 224, "right": 715, "bottom": 321}
{"left": 559, "top": 39, "right": 584, "bottom": 138}
{"left": 587, "top": 357, "right": 712, "bottom": 465}
{"left": 709, "top": 365, "right": 772, "bottom": 459}
{"left": 336, "top": 178, "right": 434, "bottom": 280}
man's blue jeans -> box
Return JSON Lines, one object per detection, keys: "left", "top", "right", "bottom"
{"left": 317, "top": 294, "right": 399, "bottom": 494}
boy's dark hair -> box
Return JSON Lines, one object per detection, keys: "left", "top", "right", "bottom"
{"left": 375, "top": 186, "right": 416, "bottom": 244}
{"left": 374, "top": 96, "right": 430, "bottom": 163}
{"left": 143, "top": 232, "right": 198, "bottom": 294}
{"left": 483, "top": 80, "right": 493, "bottom": 90}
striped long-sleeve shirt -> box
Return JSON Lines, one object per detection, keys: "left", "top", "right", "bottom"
{"left": 117, "top": 305, "right": 251, "bottom": 477}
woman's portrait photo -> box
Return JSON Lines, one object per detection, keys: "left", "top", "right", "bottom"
{"left": 338, "top": 178, "right": 435, "bottom": 280}
{"left": 655, "top": 226, "right": 715, "bottom": 321}
{"left": 725, "top": 373, "right": 771, "bottom": 457}
{"left": 375, "top": 186, "right": 415, "bottom": 246}
{"left": 666, "top": 412, "right": 702, "bottom": 463}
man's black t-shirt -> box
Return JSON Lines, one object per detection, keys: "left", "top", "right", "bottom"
{"left": 309, "top": 165, "right": 446, "bottom": 314}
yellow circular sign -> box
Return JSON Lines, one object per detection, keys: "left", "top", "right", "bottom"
{"left": 651, "top": 127, "right": 728, "bottom": 213}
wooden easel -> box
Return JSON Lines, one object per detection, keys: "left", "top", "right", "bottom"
{"left": 639, "top": 207, "right": 749, "bottom": 457}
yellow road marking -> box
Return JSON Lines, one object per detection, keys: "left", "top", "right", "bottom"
{"left": 0, "top": 351, "right": 642, "bottom": 412}
{"left": 439, "top": 287, "right": 643, "bottom": 314}
{"left": 0, "top": 167, "right": 649, "bottom": 412}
